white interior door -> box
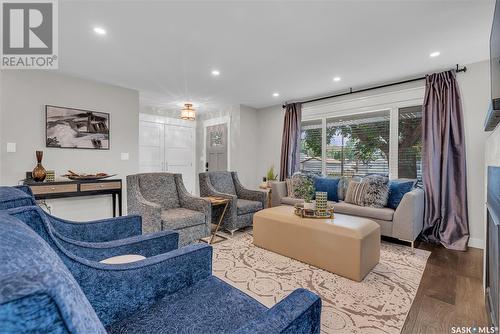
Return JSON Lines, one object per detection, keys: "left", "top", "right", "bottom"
{"left": 139, "top": 121, "right": 165, "bottom": 172}
{"left": 139, "top": 115, "right": 196, "bottom": 194}
{"left": 164, "top": 124, "right": 195, "bottom": 193}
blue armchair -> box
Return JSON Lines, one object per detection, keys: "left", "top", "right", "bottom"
{"left": 0, "top": 186, "right": 179, "bottom": 263}
{"left": 1, "top": 185, "right": 143, "bottom": 242}
{"left": 1, "top": 208, "right": 322, "bottom": 333}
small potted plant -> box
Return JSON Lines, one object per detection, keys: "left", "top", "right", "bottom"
{"left": 265, "top": 166, "right": 278, "bottom": 187}
{"left": 294, "top": 177, "right": 315, "bottom": 210}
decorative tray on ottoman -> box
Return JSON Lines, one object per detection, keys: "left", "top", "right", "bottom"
{"left": 294, "top": 203, "right": 334, "bottom": 219}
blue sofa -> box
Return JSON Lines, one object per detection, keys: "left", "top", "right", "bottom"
{"left": 0, "top": 207, "right": 322, "bottom": 333}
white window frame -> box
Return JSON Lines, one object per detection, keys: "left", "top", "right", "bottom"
{"left": 301, "top": 85, "right": 425, "bottom": 179}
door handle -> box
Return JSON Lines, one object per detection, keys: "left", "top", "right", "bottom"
{"left": 205, "top": 162, "right": 209, "bottom": 172}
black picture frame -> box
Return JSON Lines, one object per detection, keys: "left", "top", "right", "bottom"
{"left": 45, "top": 105, "right": 110, "bottom": 150}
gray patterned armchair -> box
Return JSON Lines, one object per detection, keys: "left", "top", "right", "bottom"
{"left": 199, "top": 171, "right": 267, "bottom": 234}
{"left": 127, "top": 173, "right": 211, "bottom": 246}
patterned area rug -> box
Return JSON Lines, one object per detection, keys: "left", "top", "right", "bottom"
{"left": 212, "top": 233, "right": 430, "bottom": 334}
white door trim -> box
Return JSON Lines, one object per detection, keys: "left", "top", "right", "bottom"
{"left": 203, "top": 116, "right": 231, "bottom": 171}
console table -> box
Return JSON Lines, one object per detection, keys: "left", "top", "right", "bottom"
{"left": 24, "top": 179, "right": 123, "bottom": 217}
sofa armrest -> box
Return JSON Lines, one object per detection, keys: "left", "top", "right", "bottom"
{"left": 232, "top": 173, "right": 267, "bottom": 208}
{"left": 234, "top": 288, "right": 321, "bottom": 334}
{"left": 48, "top": 214, "right": 143, "bottom": 242}
{"left": 56, "top": 230, "right": 180, "bottom": 262}
{"left": 392, "top": 188, "right": 424, "bottom": 242}
{"left": 71, "top": 244, "right": 213, "bottom": 326}
{"left": 176, "top": 175, "right": 212, "bottom": 226}
{"left": 238, "top": 188, "right": 268, "bottom": 209}
{"left": 271, "top": 182, "right": 287, "bottom": 207}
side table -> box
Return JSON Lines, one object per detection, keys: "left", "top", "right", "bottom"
{"left": 259, "top": 184, "right": 272, "bottom": 208}
{"left": 200, "top": 196, "right": 230, "bottom": 244}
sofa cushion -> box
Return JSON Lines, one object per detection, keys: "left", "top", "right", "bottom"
{"left": 161, "top": 208, "right": 205, "bottom": 230}
{"left": 388, "top": 179, "right": 416, "bottom": 209}
{"left": 107, "top": 276, "right": 267, "bottom": 334}
{"left": 281, "top": 196, "right": 305, "bottom": 206}
{"left": 138, "top": 173, "right": 180, "bottom": 209}
{"left": 237, "top": 199, "right": 263, "bottom": 215}
{"left": 314, "top": 177, "right": 340, "bottom": 202}
{"left": 208, "top": 172, "right": 236, "bottom": 195}
{"left": 333, "top": 202, "right": 394, "bottom": 221}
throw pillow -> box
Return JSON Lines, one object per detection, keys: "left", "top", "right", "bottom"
{"left": 344, "top": 180, "right": 367, "bottom": 206}
{"left": 387, "top": 179, "right": 416, "bottom": 209}
{"left": 361, "top": 175, "right": 389, "bottom": 208}
{"left": 314, "top": 177, "right": 340, "bottom": 202}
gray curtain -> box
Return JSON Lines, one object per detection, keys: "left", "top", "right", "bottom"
{"left": 421, "top": 70, "right": 470, "bottom": 251}
{"left": 279, "top": 103, "right": 302, "bottom": 181}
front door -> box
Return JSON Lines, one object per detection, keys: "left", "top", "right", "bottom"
{"left": 206, "top": 123, "right": 228, "bottom": 172}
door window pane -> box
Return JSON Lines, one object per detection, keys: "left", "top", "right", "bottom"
{"left": 325, "top": 111, "right": 390, "bottom": 177}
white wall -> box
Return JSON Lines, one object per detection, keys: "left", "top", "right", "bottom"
{"left": 254, "top": 60, "right": 491, "bottom": 249}
{"left": 239, "top": 105, "right": 259, "bottom": 188}
{"left": 457, "top": 60, "right": 491, "bottom": 249}
{"left": 256, "top": 104, "right": 283, "bottom": 182}
{"left": 0, "top": 71, "right": 139, "bottom": 220}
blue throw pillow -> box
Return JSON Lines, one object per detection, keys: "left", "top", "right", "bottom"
{"left": 387, "top": 180, "right": 415, "bottom": 209}
{"left": 313, "top": 177, "right": 340, "bottom": 202}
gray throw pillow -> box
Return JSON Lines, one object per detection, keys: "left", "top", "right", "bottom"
{"left": 361, "top": 175, "right": 389, "bottom": 208}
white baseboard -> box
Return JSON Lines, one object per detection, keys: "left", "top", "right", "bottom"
{"left": 468, "top": 237, "right": 485, "bottom": 249}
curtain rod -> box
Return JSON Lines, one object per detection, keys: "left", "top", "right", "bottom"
{"left": 282, "top": 64, "right": 467, "bottom": 109}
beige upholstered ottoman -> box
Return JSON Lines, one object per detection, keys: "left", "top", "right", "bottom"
{"left": 253, "top": 206, "right": 380, "bottom": 281}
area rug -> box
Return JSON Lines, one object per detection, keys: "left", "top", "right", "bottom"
{"left": 212, "top": 233, "right": 430, "bottom": 334}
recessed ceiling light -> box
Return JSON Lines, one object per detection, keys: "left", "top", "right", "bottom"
{"left": 333, "top": 76, "right": 341, "bottom": 82}
{"left": 211, "top": 70, "right": 220, "bottom": 76}
{"left": 272, "top": 92, "right": 280, "bottom": 97}
{"left": 93, "top": 27, "right": 107, "bottom": 35}
{"left": 429, "top": 51, "right": 440, "bottom": 58}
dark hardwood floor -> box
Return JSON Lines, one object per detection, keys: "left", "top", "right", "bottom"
{"left": 402, "top": 243, "right": 488, "bottom": 333}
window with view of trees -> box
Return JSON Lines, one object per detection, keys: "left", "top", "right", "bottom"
{"left": 300, "top": 106, "right": 422, "bottom": 180}
{"left": 300, "top": 120, "right": 322, "bottom": 174}
{"left": 325, "top": 111, "right": 390, "bottom": 177}
{"left": 398, "top": 106, "right": 422, "bottom": 181}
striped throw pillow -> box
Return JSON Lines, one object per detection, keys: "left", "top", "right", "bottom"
{"left": 344, "top": 180, "right": 367, "bottom": 206}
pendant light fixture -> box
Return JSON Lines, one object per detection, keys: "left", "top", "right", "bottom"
{"left": 180, "top": 103, "right": 196, "bottom": 120}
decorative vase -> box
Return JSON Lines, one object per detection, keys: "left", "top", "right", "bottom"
{"left": 32, "top": 151, "right": 47, "bottom": 182}
{"left": 315, "top": 192, "right": 328, "bottom": 212}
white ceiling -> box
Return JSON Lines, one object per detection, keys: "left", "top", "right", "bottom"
{"left": 58, "top": 0, "right": 495, "bottom": 111}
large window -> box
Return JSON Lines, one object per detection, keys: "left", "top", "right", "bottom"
{"left": 300, "top": 106, "right": 422, "bottom": 181}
